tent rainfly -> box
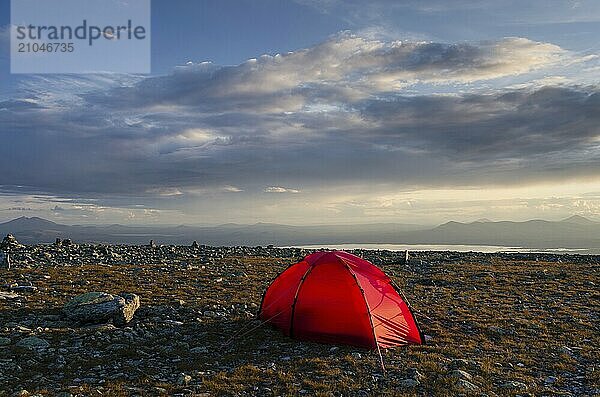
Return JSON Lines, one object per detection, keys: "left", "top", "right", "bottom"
{"left": 259, "top": 251, "right": 424, "bottom": 353}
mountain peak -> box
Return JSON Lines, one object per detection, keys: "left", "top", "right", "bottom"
{"left": 561, "top": 215, "right": 596, "bottom": 225}
{"left": 1, "top": 216, "right": 59, "bottom": 228}
{"left": 436, "top": 220, "right": 465, "bottom": 228}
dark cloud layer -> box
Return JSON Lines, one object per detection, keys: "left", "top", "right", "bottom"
{"left": 1, "top": 35, "right": 598, "bottom": 208}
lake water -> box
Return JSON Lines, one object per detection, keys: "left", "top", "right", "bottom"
{"left": 292, "top": 243, "right": 594, "bottom": 254}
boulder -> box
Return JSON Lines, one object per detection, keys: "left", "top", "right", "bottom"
{"left": 113, "top": 293, "right": 141, "bottom": 325}
{"left": 63, "top": 291, "right": 140, "bottom": 326}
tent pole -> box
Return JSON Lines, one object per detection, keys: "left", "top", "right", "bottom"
{"left": 289, "top": 265, "right": 316, "bottom": 337}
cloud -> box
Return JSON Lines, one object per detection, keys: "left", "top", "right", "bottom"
{"left": 264, "top": 187, "right": 301, "bottom": 194}
{"left": 506, "top": 75, "right": 573, "bottom": 89}
{"left": 0, "top": 33, "right": 598, "bottom": 224}
{"left": 88, "top": 34, "right": 567, "bottom": 115}
{"left": 146, "top": 187, "right": 184, "bottom": 197}
{"left": 222, "top": 185, "right": 244, "bottom": 193}
{"left": 360, "top": 86, "right": 600, "bottom": 165}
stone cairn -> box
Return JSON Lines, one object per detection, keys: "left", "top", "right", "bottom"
{"left": 0, "top": 234, "right": 20, "bottom": 269}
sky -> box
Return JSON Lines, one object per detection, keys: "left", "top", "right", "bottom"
{"left": 0, "top": 0, "right": 599, "bottom": 226}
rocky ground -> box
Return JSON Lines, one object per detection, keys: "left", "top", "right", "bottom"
{"left": 0, "top": 238, "right": 598, "bottom": 396}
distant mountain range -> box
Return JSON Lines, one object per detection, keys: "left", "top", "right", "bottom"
{"left": 0, "top": 215, "right": 599, "bottom": 251}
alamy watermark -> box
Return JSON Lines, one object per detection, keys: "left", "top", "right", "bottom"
{"left": 11, "top": 0, "right": 151, "bottom": 74}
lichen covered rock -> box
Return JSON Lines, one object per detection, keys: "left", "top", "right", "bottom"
{"left": 63, "top": 291, "right": 140, "bottom": 325}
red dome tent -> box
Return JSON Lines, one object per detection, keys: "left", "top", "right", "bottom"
{"left": 260, "top": 251, "right": 424, "bottom": 353}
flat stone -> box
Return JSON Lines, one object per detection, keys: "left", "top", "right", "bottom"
{"left": 65, "top": 291, "right": 115, "bottom": 307}
{"left": 451, "top": 358, "right": 479, "bottom": 369}
{"left": 399, "top": 379, "right": 420, "bottom": 388}
{"left": 544, "top": 376, "right": 557, "bottom": 385}
{"left": 500, "top": 380, "right": 528, "bottom": 390}
{"left": 10, "top": 285, "right": 37, "bottom": 293}
{"left": 15, "top": 336, "right": 50, "bottom": 351}
{"left": 456, "top": 379, "right": 479, "bottom": 391}
{"left": 190, "top": 346, "right": 208, "bottom": 354}
{"left": 449, "top": 369, "right": 473, "bottom": 381}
